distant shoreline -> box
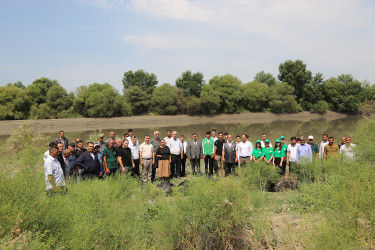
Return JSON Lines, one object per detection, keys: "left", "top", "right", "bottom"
{"left": 0, "top": 111, "right": 353, "bottom": 136}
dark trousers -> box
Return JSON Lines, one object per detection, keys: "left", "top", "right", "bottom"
{"left": 190, "top": 158, "right": 201, "bottom": 174}
{"left": 204, "top": 155, "right": 214, "bottom": 174}
{"left": 180, "top": 154, "right": 187, "bottom": 177}
{"left": 281, "top": 160, "right": 287, "bottom": 175}
{"left": 151, "top": 160, "right": 158, "bottom": 181}
{"left": 107, "top": 168, "right": 117, "bottom": 177}
{"left": 132, "top": 159, "right": 140, "bottom": 177}
{"left": 225, "top": 162, "right": 235, "bottom": 176}
{"left": 171, "top": 154, "right": 181, "bottom": 178}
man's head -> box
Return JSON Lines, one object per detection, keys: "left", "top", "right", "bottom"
{"left": 290, "top": 136, "right": 297, "bottom": 145}
{"left": 172, "top": 131, "right": 178, "bottom": 139}
{"left": 144, "top": 135, "right": 150, "bottom": 144}
{"left": 128, "top": 129, "right": 134, "bottom": 137}
{"left": 132, "top": 136, "right": 137, "bottom": 145}
{"left": 218, "top": 132, "right": 223, "bottom": 140}
{"left": 328, "top": 136, "right": 334, "bottom": 145}
{"left": 57, "top": 142, "right": 64, "bottom": 153}
{"left": 166, "top": 130, "right": 172, "bottom": 138}
{"left": 236, "top": 135, "right": 241, "bottom": 143}
{"left": 63, "top": 149, "right": 71, "bottom": 158}
{"left": 322, "top": 134, "right": 328, "bottom": 142}
{"left": 77, "top": 140, "right": 84, "bottom": 149}
{"left": 68, "top": 142, "right": 75, "bottom": 151}
{"left": 341, "top": 136, "right": 346, "bottom": 143}
{"left": 108, "top": 139, "right": 114, "bottom": 148}
{"left": 109, "top": 131, "right": 115, "bottom": 139}
{"left": 223, "top": 132, "right": 228, "bottom": 140}
{"left": 241, "top": 134, "right": 246, "bottom": 142}
{"left": 87, "top": 142, "right": 94, "bottom": 153}
{"left": 98, "top": 133, "right": 104, "bottom": 142}
{"left": 75, "top": 138, "right": 80, "bottom": 147}
{"left": 192, "top": 133, "right": 197, "bottom": 141}
{"left": 123, "top": 139, "right": 129, "bottom": 148}
{"left": 48, "top": 142, "right": 56, "bottom": 149}
{"left": 300, "top": 136, "right": 306, "bottom": 145}
{"left": 59, "top": 130, "right": 64, "bottom": 138}
{"left": 308, "top": 135, "right": 314, "bottom": 144}
{"left": 280, "top": 136, "right": 285, "bottom": 144}
{"left": 154, "top": 131, "right": 160, "bottom": 139}
{"left": 180, "top": 135, "right": 185, "bottom": 142}
{"left": 296, "top": 138, "right": 301, "bottom": 144}
{"left": 211, "top": 129, "right": 217, "bottom": 138}
{"left": 94, "top": 144, "right": 100, "bottom": 153}
{"left": 345, "top": 137, "right": 352, "bottom": 145}
{"left": 227, "top": 134, "right": 233, "bottom": 143}
{"left": 205, "top": 131, "right": 211, "bottom": 139}
{"left": 123, "top": 133, "right": 129, "bottom": 139}
{"left": 262, "top": 133, "right": 267, "bottom": 141}
{"left": 116, "top": 139, "right": 123, "bottom": 148}
{"left": 50, "top": 147, "right": 59, "bottom": 158}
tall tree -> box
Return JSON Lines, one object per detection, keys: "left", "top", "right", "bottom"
{"left": 175, "top": 70, "right": 205, "bottom": 97}
{"left": 150, "top": 83, "right": 179, "bottom": 115}
{"left": 300, "top": 73, "right": 325, "bottom": 111}
{"left": 0, "top": 86, "right": 31, "bottom": 120}
{"left": 268, "top": 82, "right": 301, "bottom": 113}
{"left": 241, "top": 81, "right": 269, "bottom": 112}
{"left": 26, "top": 77, "right": 59, "bottom": 105}
{"left": 122, "top": 69, "right": 158, "bottom": 95}
{"left": 278, "top": 60, "right": 312, "bottom": 102}
{"left": 254, "top": 71, "right": 277, "bottom": 87}
{"left": 6, "top": 81, "right": 26, "bottom": 89}
{"left": 124, "top": 86, "right": 150, "bottom": 115}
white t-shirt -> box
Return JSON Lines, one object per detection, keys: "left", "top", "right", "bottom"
{"left": 237, "top": 141, "right": 253, "bottom": 158}
{"left": 287, "top": 144, "right": 298, "bottom": 162}
{"left": 169, "top": 138, "right": 182, "bottom": 155}
{"left": 261, "top": 140, "right": 273, "bottom": 148}
{"left": 139, "top": 143, "right": 154, "bottom": 159}
{"left": 44, "top": 155, "right": 65, "bottom": 190}
{"left": 340, "top": 143, "right": 357, "bottom": 160}
{"left": 127, "top": 137, "right": 139, "bottom": 147}
{"left": 319, "top": 141, "right": 329, "bottom": 159}
{"left": 43, "top": 150, "right": 49, "bottom": 161}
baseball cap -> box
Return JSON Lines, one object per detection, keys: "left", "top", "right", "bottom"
{"left": 276, "top": 139, "right": 281, "bottom": 143}
{"left": 94, "top": 143, "right": 100, "bottom": 148}
{"left": 98, "top": 133, "right": 104, "bottom": 138}
{"left": 280, "top": 136, "right": 285, "bottom": 140}
{"left": 265, "top": 139, "right": 270, "bottom": 143}
{"left": 256, "top": 140, "right": 261, "bottom": 143}
{"left": 308, "top": 135, "right": 314, "bottom": 140}
{"left": 68, "top": 142, "right": 75, "bottom": 147}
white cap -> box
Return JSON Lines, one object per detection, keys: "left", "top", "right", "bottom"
{"left": 308, "top": 135, "right": 314, "bottom": 140}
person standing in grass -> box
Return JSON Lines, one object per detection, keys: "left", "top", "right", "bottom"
{"left": 67, "top": 143, "right": 76, "bottom": 178}
{"left": 222, "top": 134, "right": 238, "bottom": 175}
{"left": 44, "top": 147, "right": 65, "bottom": 194}
{"left": 260, "top": 133, "right": 273, "bottom": 148}
{"left": 262, "top": 139, "right": 273, "bottom": 165}
{"left": 106, "top": 131, "right": 117, "bottom": 148}
{"left": 319, "top": 134, "right": 329, "bottom": 159}
{"left": 94, "top": 144, "right": 103, "bottom": 178}
{"left": 202, "top": 131, "right": 215, "bottom": 175}
{"left": 213, "top": 132, "right": 225, "bottom": 176}
{"left": 96, "top": 133, "right": 107, "bottom": 154}
{"left": 324, "top": 137, "right": 340, "bottom": 160}
{"left": 338, "top": 136, "right": 346, "bottom": 149}
{"left": 252, "top": 140, "right": 263, "bottom": 163}
{"left": 150, "top": 131, "right": 161, "bottom": 182}
{"left": 296, "top": 136, "right": 312, "bottom": 164}
{"left": 117, "top": 139, "right": 134, "bottom": 174}
{"left": 129, "top": 136, "right": 140, "bottom": 177}
{"left": 103, "top": 139, "right": 118, "bottom": 176}
{"left": 280, "top": 136, "right": 288, "bottom": 172}
{"left": 55, "top": 130, "right": 69, "bottom": 149}
{"left": 116, "top": 139, "right": 123, "bottom": 149}
{"left": 340, "top": 137, "right": 357, "bottom": 161}
{"left": 307, "top": 135, "right": 319, "bottom": 160}
{"left": 169, "top": 131, "right": 183, "bottom": 178}
{"left": 76, "top": 142, "right": 101, "bottom": 179}
{"left": 287, "top": 136, "right": 298, "bottom": 173}
{"left": 56, "top": 142, "right": 67, "bottom": 178}
{"left": 156, "top": 139, "right": 171, "bottom": 183}
{"left": 179, "top": 135, "right": 188, "bottom": 177}
{"left": 187, "top": 133, "right": 203, "bottom": 175}
{"left": 62, "top": 149, "right": 71, "bottom": 179}
{"left": 238, "top": 134, "right": 253, "bottom": 167}
{"left": 235, "top": 135, "right": 241, "bottom": 167}
{"left": 139, "top": 135, "right": 155, "bottom": 183}
{"left": 273, "top": 139, "right": 285, "bottom": 172}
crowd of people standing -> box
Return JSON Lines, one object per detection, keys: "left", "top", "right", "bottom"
{"left": 43, "top": 129, "right": 357, "bottom": 193}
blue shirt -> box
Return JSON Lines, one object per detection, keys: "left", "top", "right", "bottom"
{"left": 67, "top": 154, "right": 76, "bottom": 169}
{"left": 296, "top": 144, "right": 312, "bottom": 163}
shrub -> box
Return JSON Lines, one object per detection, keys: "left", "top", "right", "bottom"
{"left": 310, "top": 100, "right": 329, "bottom": 113}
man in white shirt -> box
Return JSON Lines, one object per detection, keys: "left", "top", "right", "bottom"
{"left": 340, "top": 137, "right": 357, "bottom": 161}
{"left": 126, "top": 129, "right": 139, "bottom": 147}
{"left": 44, "top": 147, "right": 65, "bottom": 194}
{"left": 129, "top": 136, "right": 140, "bottom": 177}
{"left": 319, "top": 134, "right": 329, "bottom": 159}
{"left": 169, "top": 131, "right": 183, "bottom": 178}
{"left": 180, "top": 135, "right": 188, "bottom": 177}
{"left": 211, "top": 129, "right": 218, "bottom": 142}
{"left": 164, "top": 130, "right": 173, "bottom": 147}
{"left": 44, "top": 142, "right": 56, "bottom": 161}
{"left": 238, "top": 134, "right": 253, "bottom": 167}
{"left": 139, "top": 135, "right": 155, "bottom": 184}
{"left": 260, "top": 133, "right": 273, "bottom": 148}
{"left": 287, "top": 136, "right": 298, "bottom": 174}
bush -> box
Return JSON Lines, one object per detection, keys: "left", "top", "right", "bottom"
{"left": 310, "top": 100, "right": 329, "bottom": 113}
{"left": 268, "top": 82, "right": 302, "bottom": 113}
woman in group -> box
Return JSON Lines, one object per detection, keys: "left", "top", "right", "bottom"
{"left": 155, "top": 139, "right": 171, "bottom": 183}
{"left": 262, "top": 139, "right": 273, "bottom": 164}
{"left": 252, "top": 140, "right": 263, "bottom": 163}
{"left": 273, "top": 139, "right": 285, "bottom": 169}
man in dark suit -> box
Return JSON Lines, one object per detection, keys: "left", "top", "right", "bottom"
{"left": 186, "top": 133, "right": 203, "bottom": 175}
{"left": 76, "top": 142, "right": 101, "bottom": 179}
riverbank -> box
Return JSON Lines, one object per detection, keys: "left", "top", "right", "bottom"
{"left": 0, "top": 111, "right": 352, "bottom": 136}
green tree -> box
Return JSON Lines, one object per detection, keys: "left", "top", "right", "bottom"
{"left": 6, "top": 81, "right": 26, "bottom": 89}
{"left": 208, "top": 74, "right": 242, "bottom": 113}
{"left": 278, "top": 60, "right": 312, "bottom": 102}
{"left": 300, "top": 73, "right": 325, "bottom": 111}
{"left": 0, "top": 86, "right": 31, "bottom": 120}
{"left": 268, "top": 82, "right": 302, "bottom": 113}
{"left": 310, "top": 100, "right": 329, "bottom": 113}
{"left": 26, "top": 77, "right": 59, "bottom": 105}
{"left": 185, "top": 95, "right": 202, "bottom": 115}
{"left": 74, "top": 83, "right": 130, "bottom": 117}
{"left": 254, "top": 71, "right": 277, "bottom": 87}
{"left": 30, "top": 103, "right": 52, "bottom": 119}
{"left": 122, "top": 69, "right": 158, "bottom": 95}
{"left": 200, "top": 85, "right": 221, "bottom": 114}
{"left": 175, "top": 70, "right": 205, "bottom": 97}
{"left": 46, "top": 85, "right": 74, "bottom": 118}
{"left": 150, "top": 83, "right": 179, "bottom": 115}
{"left": 240, "top": 81, "right": 269, "bottom": 112}
{"left": 124, "top": 86, "right": 150, "bottom": 115}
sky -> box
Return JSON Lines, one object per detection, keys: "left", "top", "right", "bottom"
{"left": 0, "top": 0, "right": 374, "bottom": 92}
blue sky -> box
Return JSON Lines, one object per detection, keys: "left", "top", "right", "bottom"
{"left": 1, "top": 0, "right": 374, "bottom": 92}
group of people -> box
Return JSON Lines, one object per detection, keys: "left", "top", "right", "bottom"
{"left": 43, "top": 129, "right": 357, "bottom": 193}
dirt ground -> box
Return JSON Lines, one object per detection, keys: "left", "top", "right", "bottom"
{"left": 0, "top": 111, "right": 348, "bottom": 136}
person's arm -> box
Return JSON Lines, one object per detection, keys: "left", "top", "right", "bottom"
{"left": 47, "top": 175, "right": 57, "bottom": 192}
{"left": 309, "top": 147, "right": 312, "bottom": 163}
{"left": 180, "top": 147, "right": 183, "bottom": 160}
{"left": 103, "top": 156, "right": 109, "bottom": 173}
{"left": 169, "top": 154, "right": 172, "bottom": 163}
{"left": 139, "top": 150, "right": 143, "bottom": 166}
{"left": 323, "top": 146, "right": 327, "bottom": 160}
{"left": 152, "top": 150, "right": 155, "bottom": 165}
{"left": 186, "top": 143, "right": 191, "bottom": 160}
{"left": 202, "top": 141, "right": 206, "bottom": 158}
{"left": 272, "top": 154, "right": 276, "bottom": 166}
{"left": 235, "top": 148, "right": 238, "bottom": 162}
{"left": 76, "top": 153, "right": 88, "bottom": 171}
{"left": 117, "top": 155, "right": 125, "bottom": 171}
{"left": 222, "top": 149, "right": 225, "bottom": 163}
{"left": 287, "top": 150, "right": 290, "bottom": 165}
{"left": 131, "top": 154, "right": 135, "bottom": 168}
{"left": 280, "top": 156, "right": 284, "bottom": 167}
{"left": 213, "top": 142, "right": 217, "bottom": 158}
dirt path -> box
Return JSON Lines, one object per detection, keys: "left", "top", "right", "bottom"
{"left": 0, "top": 111, "right": 348, "bottom": 136}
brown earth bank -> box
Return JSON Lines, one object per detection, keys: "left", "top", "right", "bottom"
{"left": 0, "top": 111, "right": 352, "bottom": 136}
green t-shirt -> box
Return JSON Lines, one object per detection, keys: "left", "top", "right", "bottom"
{"left": 282, "top": 144, "right": 288, "bottom": 159}
{"left": 262, "top": 147, "right": 273, "bottom": 160}
{"left": 103, "top": 147, "right": 118, "bottom": 169}
{"left": 273, "top": 148, "right": 286, "bottom": 158}
{"left": 252, "top": 148, "right": 262, "bottom": 158}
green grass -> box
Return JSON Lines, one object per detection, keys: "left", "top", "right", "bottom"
{"left": 1, "top": 119, "right": 375, "bottom": 249}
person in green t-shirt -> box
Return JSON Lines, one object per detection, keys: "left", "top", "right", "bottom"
{"left": 103, "top": 139, "right": 118, "bottom": 176}
{"left": 252, "top": 140, "right": 263, "bottom": 163}
{"left": 262, "top": 139, "right": 273, "bottom": 164}
{"left": 273, "top": 139, "right": 285, "bottom": 168}
{"left": 280, "top": 136, "right": 288, "bottom": 173}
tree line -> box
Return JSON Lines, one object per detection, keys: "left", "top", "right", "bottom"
{"left": 1, "top": 59, "right": 374, "bottom": 120}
